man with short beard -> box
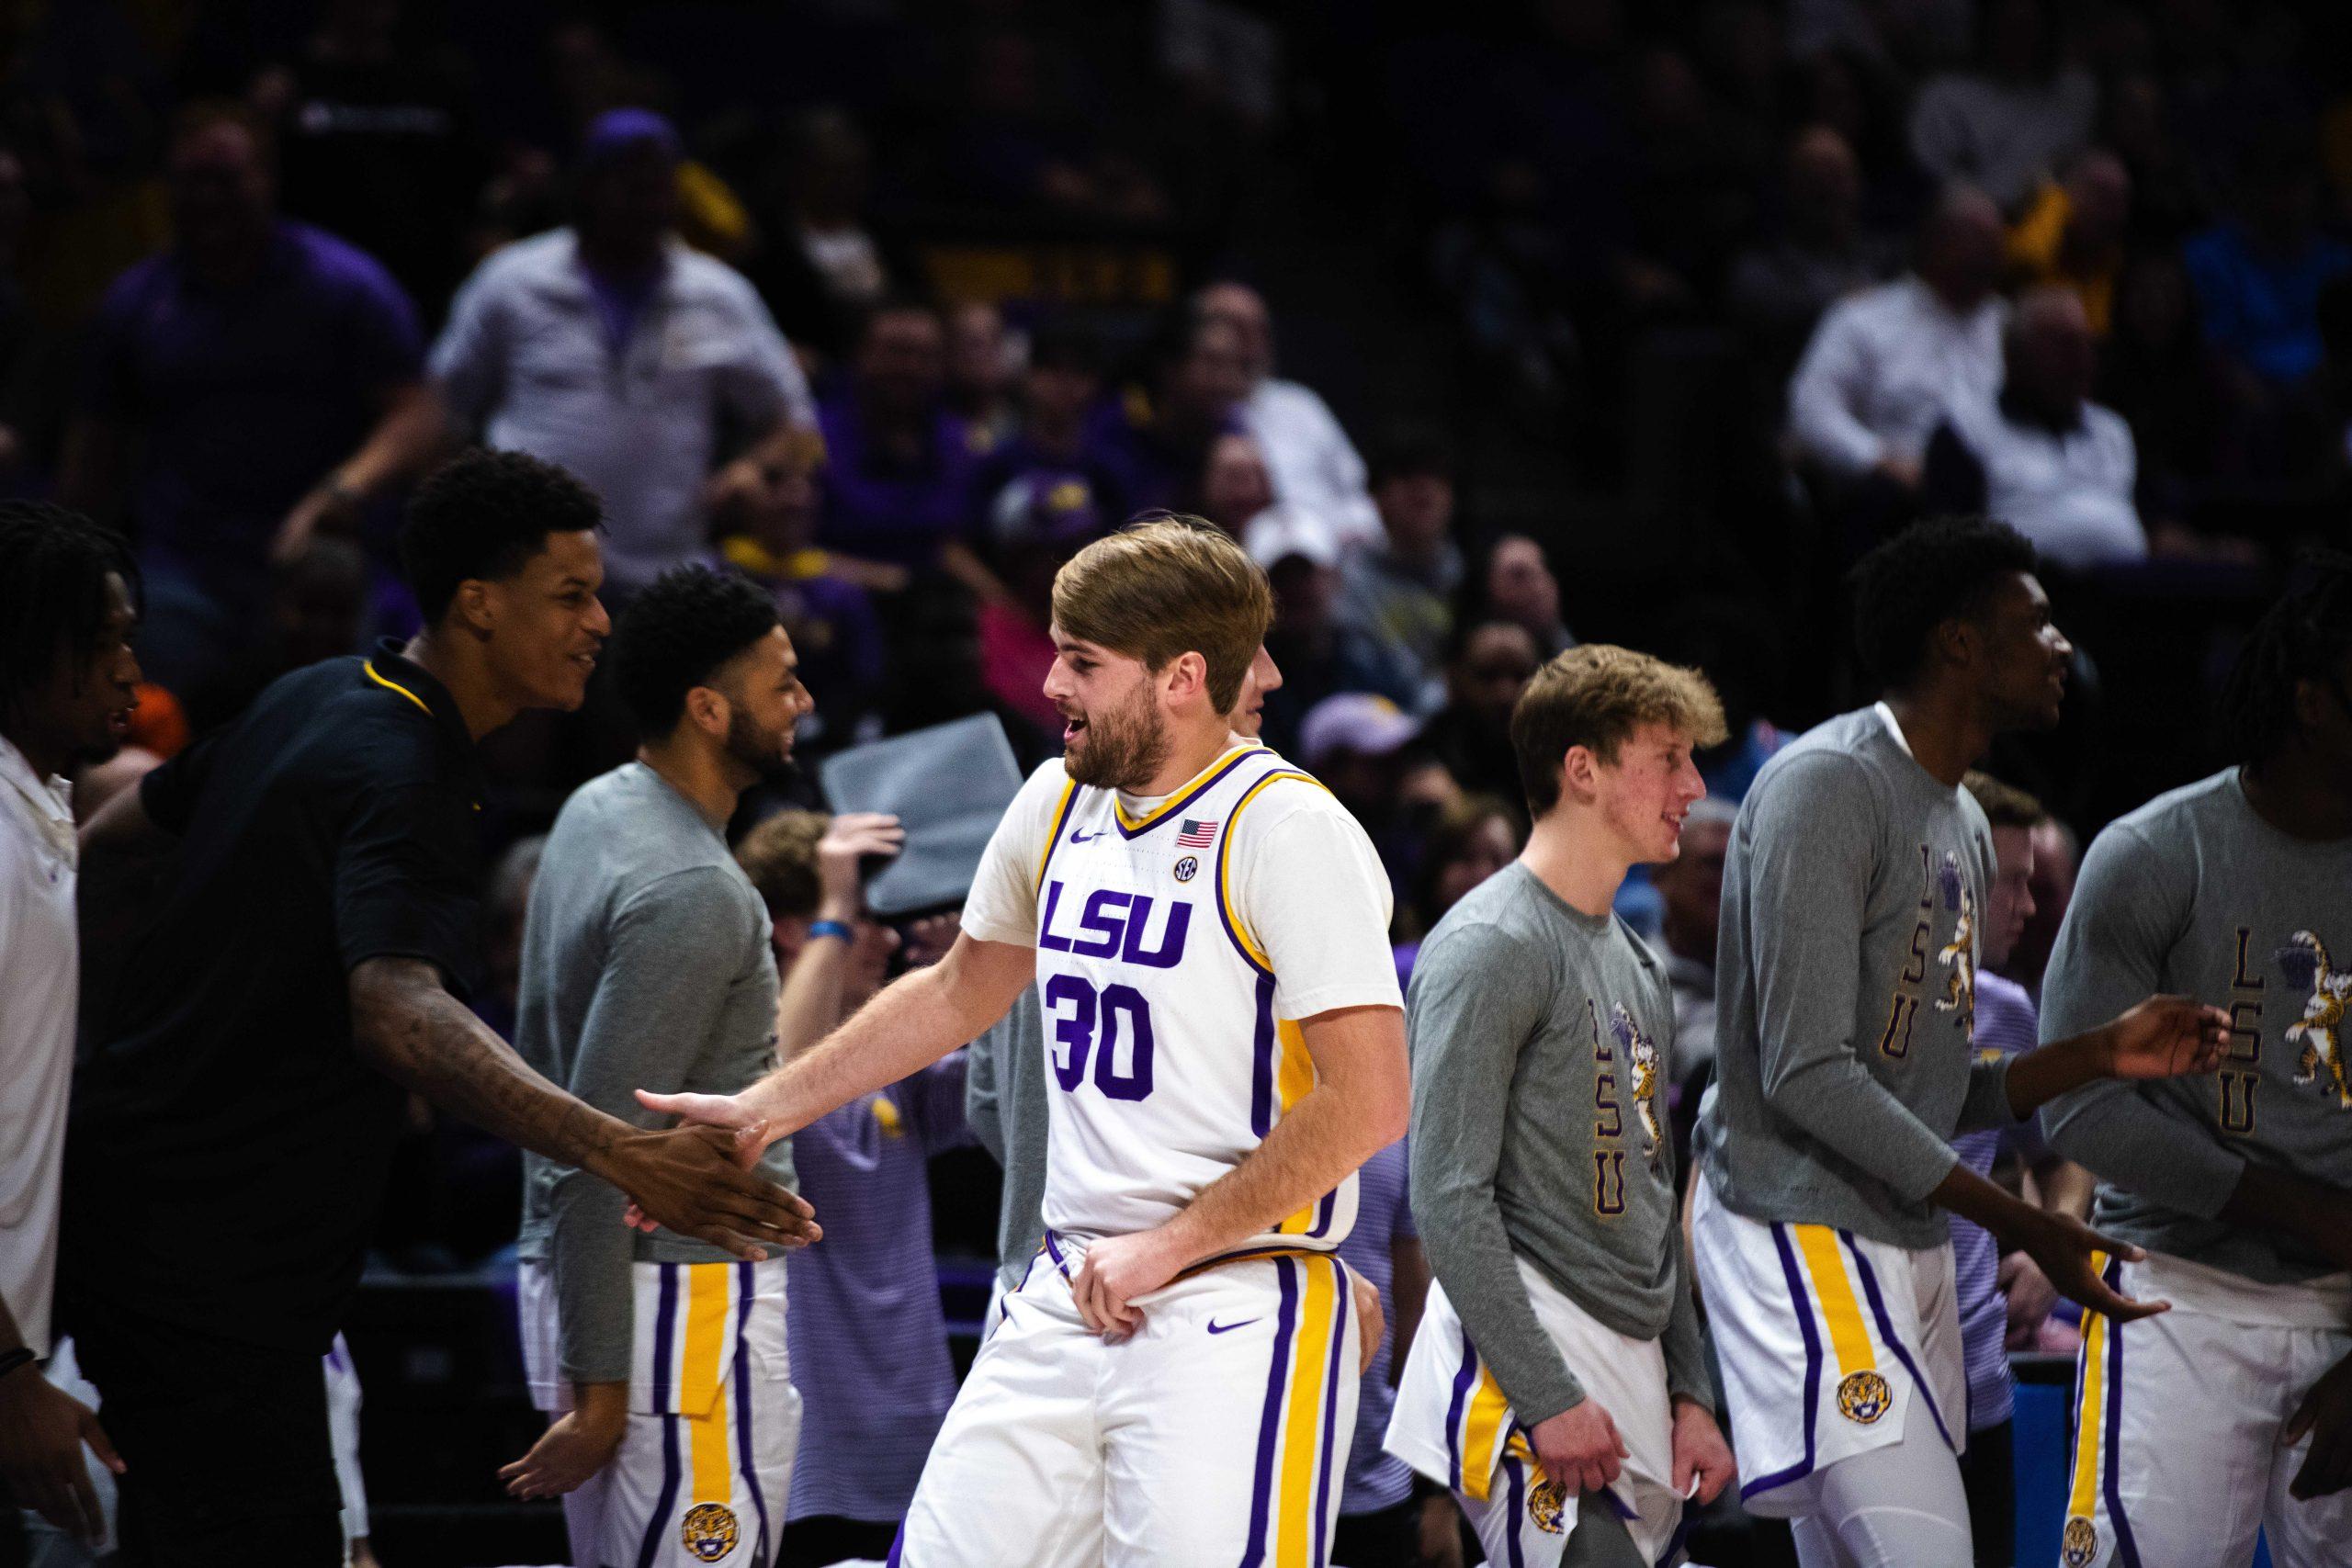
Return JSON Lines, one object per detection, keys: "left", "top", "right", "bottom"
{"left": 642, "top": 518, "right": 1409, "bottom": 1565}
{"left": 504, "top": 564, "right": 836, "bottom": 1568}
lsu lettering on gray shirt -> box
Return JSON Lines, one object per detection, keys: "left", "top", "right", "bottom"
{"left": 515, "top": 762, "right": 793, "bottom": 1384}
{"left": 2041, "top": 769, "right": 2352, "bottom": 1284}
{"left": 1696, "top": 705, "right": 2016, "bottom": 1250}
{"left": 1408, "top": 863, "right": 1710, "bottom": 1427}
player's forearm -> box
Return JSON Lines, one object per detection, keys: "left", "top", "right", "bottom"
{"left": 1927, "top": 1161, "right": 2045, "bottom": 1246}
{"left": 744, "top": 958, "right": 983, "bottom": 1132}
{"left": 2003, "top": 1028, "right": 2128, "bottom": 1119}
{"left": 350, "top": 957, "right": 637, "bottom": 1180}
{"left": 1161, "top": 1068, "right": 1407, "bottom": 1269}
{"left": 774, "top": 937, "right": 852, "bottom": 1060}
{"left": 1660, "top": 1264, "right": 1714, "bottom": 1414}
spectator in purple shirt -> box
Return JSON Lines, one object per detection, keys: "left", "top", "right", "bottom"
{"left": 1086, "top": 310, "right": 1250, "bottom": 517}
{"left": 719, "top": 433, "right": 890, "bottom": 748}
{"left": 816, "top": 300, "right": 983, "bottom": 570}
{"left": 733, "top": 809, "right": 974, "bottom": 1568}
{"left": 970, "top": 320, "right": 1128, "bottom": 556}
{"left": 59, "top": 101, "right": 441, "bottom": 696}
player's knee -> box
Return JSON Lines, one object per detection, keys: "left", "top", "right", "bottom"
{"left": 1833, "top": 1506, "right": 1972, "bottom": 1568}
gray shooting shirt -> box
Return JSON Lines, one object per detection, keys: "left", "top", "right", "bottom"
{"left": 1408, "top": 863, "right": 1711, "bottom": 1428}
{"left": 964, "top": 986, "right": 1048, "bottom": 1293}
{"left": 2041, "top": 769, "right": 2352, "bottom": 1284}
{"left": 1695, "top": 705, "right": 2017, "bottom": 1251}
{"left": 514, "top": 762, "right": 795, "bottom": 1385}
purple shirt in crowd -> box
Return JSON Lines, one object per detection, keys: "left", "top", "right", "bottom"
{"left": 1949, "top": 970, "right": 2041, "bottom": 1432}
{"left": 814, "top": 397, "right": 982, "bottom": 568}
{"left": 82, "top": 220, "right": 422, "bottom": 595}
{"left": 1334, "top": 1138, "right": 1417, "bottom": 1516}
{"left": 785, "top": 1051, "right": 974, "bottom": 1523}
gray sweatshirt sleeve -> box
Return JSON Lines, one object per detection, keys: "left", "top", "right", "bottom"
{"left": 965, "top": 1013, "right": 1007, "bottom": 1167}
{"left": 1747, "top": 754, "right": 1962, "bottom": 1202}
{"left": 1954, "top": 1053, "right": 2020, "bottom": 1134}
{"left": 2040, "top": 825, "right": 2244, "bottom": 1218}
{"left": 1660, "top": 1243, "right": 1713, "bottom": 1413}
{"left": 1408, "top": 922, "right": 1585, "bottom": 1427}
{"left": 551, "top": 866, "right": 757, "bottom": 1385}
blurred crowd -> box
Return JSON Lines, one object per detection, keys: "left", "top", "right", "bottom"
{"left": 1, "top": 0, "right": 2337, "bottom": 1219}
{"left": 8, "top": 1, "right": 2347, "bottom": 1558}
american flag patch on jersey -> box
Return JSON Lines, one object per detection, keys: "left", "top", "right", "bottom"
{"left": 1175, "top": 818, "right": 1218, "bottom": 847}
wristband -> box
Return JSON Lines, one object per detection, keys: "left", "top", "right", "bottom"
{"left": 808, "top": 919, "right": 854, "bottom": 942}
{"left": 0, "top": 1347, "right": 34, "bottom": 1383}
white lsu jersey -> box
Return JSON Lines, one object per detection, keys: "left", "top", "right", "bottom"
{"left": 963, "top": 744, "right": 1402, "bottom": 1263}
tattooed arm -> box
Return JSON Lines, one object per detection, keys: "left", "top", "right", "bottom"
{"left": 348, "top": 958, "right": 817, "bottom": 1258}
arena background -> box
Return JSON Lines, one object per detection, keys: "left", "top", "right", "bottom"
{"left": 11, "top": 0, "right": 2349, "bottom": 1563}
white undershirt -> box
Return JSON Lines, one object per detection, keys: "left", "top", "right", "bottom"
{"left": 0, "top": 736, "right": 79, "bottom": 1356}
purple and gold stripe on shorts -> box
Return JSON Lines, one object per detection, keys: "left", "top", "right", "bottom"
{"left": 1238, "top": 1254, "right": 1351, "bottom": 1568}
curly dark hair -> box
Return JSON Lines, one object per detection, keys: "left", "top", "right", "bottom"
{"left": 1849, "top": 516, "right": 2039, "bottom": 692}
{"left": 2222, "top": 550, "right": 2352, "bottom": 766}
{"left": 399, "top": 448, "right": 604, "bottom": 624}
{"left": 0, "top": 501, "right": 136, "bottom": 732}
{"left": 611, "top": 564, "right": 782, "bottom": 735}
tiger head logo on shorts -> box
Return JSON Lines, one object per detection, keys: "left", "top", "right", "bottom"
{"left": 1835, "top": 1369, "right": 1892, "bottom": 1425}
{"left": 681, "top": 1502, "right": 740, "bottom": 1562}
{"left": 2062, "top": 1514, "right": 2099, "bottom": 1567}
{"left": 1527, "top": 1471, "right": 1566, "bottom": 1534}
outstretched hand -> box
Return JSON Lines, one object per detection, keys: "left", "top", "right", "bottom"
{"left": 2014, "top": 1211, "right": 2166, "bottom": 1325}
{"left": 605, "top": 1117, "right": 819, "bottom": 1259}
{"left": 2099, "top": 996, "right": 2230, "bottom": 1080}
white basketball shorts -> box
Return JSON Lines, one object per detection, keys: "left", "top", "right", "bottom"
{"left": 1690, "top": 1171, "right": 1965, "bottom": 1520}
{"left": 889, "top": 1238, "right": 1360, "bottom": 1567}
{"left": 1385, "top": 1259, "right": 1690, "bottom": 1566}
{"left": 520, "top": 1257, "right": 798, "bottom": 1568}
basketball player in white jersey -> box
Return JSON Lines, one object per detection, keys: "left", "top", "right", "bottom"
{"left": 639, "top": 517, "right": 1408, "bottom": 1566}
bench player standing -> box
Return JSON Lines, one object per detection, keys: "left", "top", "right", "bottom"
{"left": 640, "top": 517, "right": 1409, "bottom": 1566}
{"left": 1689, "top": 517, "right": 2229, "bottom": 1568}
{"left": 2041, "top": 555, "right": 2352, "bottom": 1567}
{"left": 1386, "top": 645, "right": 1736, "bottom": 1568}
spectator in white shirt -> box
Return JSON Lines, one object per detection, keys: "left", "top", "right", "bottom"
{"left": 0, "top": 504, "right": 140, "bottom": 1546}
{"left": 1786, "top": 183, "right": 2007, "bottom": 495}
{"left": 1193, "top": 279, "right": 1382, "bottom": 551}
{"left": 430, "top": 110, "right": 816, "bottom": 597}
{"left": 1921, "top": 286, "right": 2149, "bottom": 570}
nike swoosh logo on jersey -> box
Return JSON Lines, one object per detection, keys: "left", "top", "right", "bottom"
{"left": 1206, "top": 1317, "right": 1259, "bottom": 1335}
{"left": 1069, "top": 828, "right": 1102, "bottom": 843}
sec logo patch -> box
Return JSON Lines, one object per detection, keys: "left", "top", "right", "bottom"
{"left": 1173, "top": 855, "right": 1199, "bottom": 883}
{"left": 1836, "top": 1370, "right": 1892, "bottom": 1425}
{"left": 682, "top": 1501, "right": 739, "bottom": 1561}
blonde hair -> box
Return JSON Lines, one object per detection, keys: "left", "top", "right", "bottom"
{"left": 1962, "top": 770, "right": 2044, "bottom": 829}
{"left": 735, "top": 809, "right": 828, "bottom": 919}
{"left": 1510, "top": 643, "right": 1729, "bottom": 815}
{"left": 1050, "top": 515, "right": 1272, "bottom": 713}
